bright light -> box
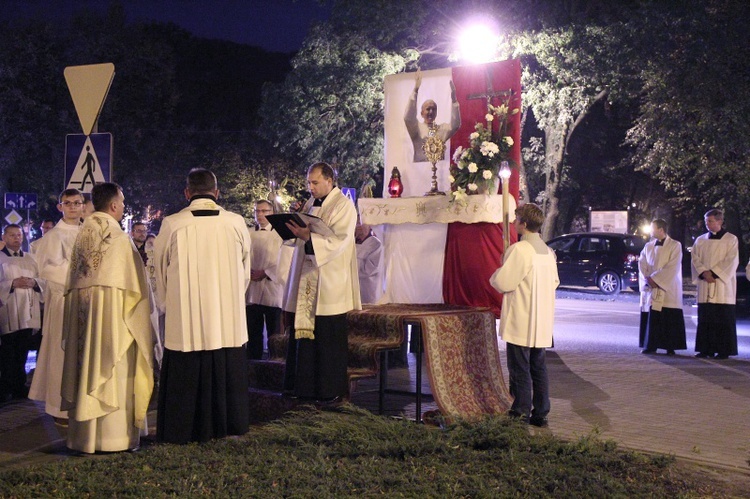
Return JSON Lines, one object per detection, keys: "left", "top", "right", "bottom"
{"left": 640, "top": 223, "right": 652, "bottom": 236}
{"left": 458, "top": 24, "right": 499, "bottom": 64}
{"left": 499, "top": 161, "right": 511, "bottom": 180}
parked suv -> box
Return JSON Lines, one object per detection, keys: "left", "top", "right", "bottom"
{"left": 546, "top": 232, "right": 646, "bottom": 294}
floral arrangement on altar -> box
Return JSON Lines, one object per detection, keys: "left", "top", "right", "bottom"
{"left": 449, "top": 97, "right": 519, "bottom": 204}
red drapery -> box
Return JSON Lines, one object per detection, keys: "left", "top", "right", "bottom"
{"left": 442, "top": 60, "right": 522, "bottom": 317}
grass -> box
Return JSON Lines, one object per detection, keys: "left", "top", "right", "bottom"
{"left": 0, "top": 404, "right": 738, "bottom": 497}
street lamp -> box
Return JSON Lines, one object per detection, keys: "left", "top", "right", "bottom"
{"left": 457, "top": 23, "right": 500, "bottom": 64}
{"left": 499, "top": 161, "right": 512, "bottom": 250}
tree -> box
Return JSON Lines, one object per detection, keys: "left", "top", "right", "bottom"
{"left": 626, "top": 0, "right": 750, "bottom": 237}
{"left": 505, "top": 22, "right": 642, "bottom": 239}
{"left": 260, "top": 23, "right": 410, "bottom": 189}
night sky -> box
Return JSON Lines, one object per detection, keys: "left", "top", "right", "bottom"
{"left": 1, "top": 0, "right": 331, "bottom": 53}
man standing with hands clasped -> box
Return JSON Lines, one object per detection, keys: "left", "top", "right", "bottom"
{"left": 155, "top": 168, "right": 252, "bottom": 444}
{"left": 0, "top": 224, "right": 43, "bottom": 403}
{"left": 691, "top": 208, "right": 738, "bottom": 359}
{"left": 490, "top": 203, "right": 559, "bottom": 428}
{"left": 638, "top": 219, "right": 687, "bottom": 356}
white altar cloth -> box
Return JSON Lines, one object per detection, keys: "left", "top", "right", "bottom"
{"left": 358, "top": 195, "right": 516, "bottom": 304}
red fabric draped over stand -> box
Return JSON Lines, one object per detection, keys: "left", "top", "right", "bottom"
{"left": 443, "top": 60, "right": 522, "bottom": 317}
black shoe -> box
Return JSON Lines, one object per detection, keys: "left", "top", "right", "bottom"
{"left": 694, "top": 352, "right": 712, "bottom": 358}
{"left": 507, "top": 410, "right": 529, "bottom": 424}
{"left": 715, "top": 354, "right": 729, "bottom": 360}
{"left": 641, "top": 349, "right": 656, "bottom": 354}
{"left": 529, "top": 416, "right": 548, "bottom": 428}
{"left": 666, "top": 350, "right": 676, "bottom": 356}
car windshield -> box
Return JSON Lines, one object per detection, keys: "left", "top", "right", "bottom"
{"left": 548, "top": 237, "right": 576, "bottom": 252}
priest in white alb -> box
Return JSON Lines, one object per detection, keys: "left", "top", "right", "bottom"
{"left": 638, "top": 219, "right": 687, "bottom": 355}
{"left": 283, "top": 162, "right": 361, "bottom": 402}
{"left": 61, "top": 183, "right": 154, "bottom": 453}
{"left": 691, "top": 208, "right": 738, "bottom": 359}
{"left": 28, "top": 188, "right": 83, "bottom": 422}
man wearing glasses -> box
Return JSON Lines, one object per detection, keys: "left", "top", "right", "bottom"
{"left": 246, "top": 200, "right": 292, "bottom": 360}
{"left": 130, "top": 222, "right": 149, "bottom": 265}
{"left": 28, "top": 189, "right": 83, "bottom": 424}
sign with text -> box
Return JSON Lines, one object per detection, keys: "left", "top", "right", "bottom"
{"left": 590, "top": 210, "right": 628, "bottom": 234}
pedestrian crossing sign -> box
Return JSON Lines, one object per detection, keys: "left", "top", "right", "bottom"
{"left": 65, "top": 133, "right": 112, "bottom": 193}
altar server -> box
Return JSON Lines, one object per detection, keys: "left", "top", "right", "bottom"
{"left": 283, "top": 162, "right": 361, "bottom": 402}
{"left": 355, "top": 223, "right": 383, "bottom": 304}
{"left": 246, "top": 199, "right": 292, "bottom": 360}
{"left": 0, "top": 224, "right": 43, "bottom": 402}
{"left": 490, "top": 203, "right": 558, "bottom": 427}
{"left": 29, "top": 189, "right": 83, "bottom": 422}
{"left": 691, "top": 208, "right": 738, "bottom": 359}
{"left": 638, "top": 219, "right": 687, "bottom": 355}
{"left": 155, "top": 168, "right": 252, "bottom": 444}
{"left": 61, "top": 183, "right": 154, "bottom": 453}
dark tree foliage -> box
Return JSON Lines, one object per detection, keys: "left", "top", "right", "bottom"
{"left": 0, "top": 3, "right": 296, "bottom": 227}
{"left": 627, "top": 0, "right": 750, "bottom": 237}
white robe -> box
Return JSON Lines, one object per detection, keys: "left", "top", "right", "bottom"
{"left": 490, "top": 236, "right": 559, "bottom": 348}
{"left": 404, "top": 91, "right": 461, "bottom": 163}
{"left": 28, "top": 220, "right": 80, "bottom": 418}
{"left": 282, "top": 187, "right": 362, "bottom": 317}
{"left": 0, "top": 251, "right": 43, "bottom": 335}
{"left": 61, "top": 212, "right": 154, "bottom": 453}
{"left": 356, "top": 235, "right": 383, "bottom": 304}
{"left": 246, "top": 226, "right": 292, "bottom": 308}
{"left": 691, "top": 231, "right": 738, "bottom": 305}
{"left": 155, "top": 198, "right": 252, "bottom": 352}
{"left": 638, "top": 236, "right": 683, "bottom": 312}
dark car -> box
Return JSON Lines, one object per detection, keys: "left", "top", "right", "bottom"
{"left": 546, "top": 232, "right": 646, "bottom": 294}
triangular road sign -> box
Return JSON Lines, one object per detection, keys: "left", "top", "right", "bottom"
{"left": 64, "top": 63, "right": 115, "bottom": 136}
{"left": 67, "top": 136, "right": 107, "bottom": 193}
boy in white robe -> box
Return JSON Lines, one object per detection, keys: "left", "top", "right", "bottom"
{"left": 638, "top": 219, "right": 687, "bottom": 355}
{"left": 490, "top": 203, "right": 558, "bottom": 427}
{"left": 28, "top": 188, "right": 83, "bottom": 421}
{"left": 691, "top": 208, "right": 738, "bottom": 359}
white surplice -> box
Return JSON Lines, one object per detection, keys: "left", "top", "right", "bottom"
{"left": 356, "top": 235, "right": 383, "bottom": 304}
{"left": 154, "top": 198, "right": 252, "bottom": 352}
{"left": 246, "top": 226, "right": 291, "bottom": 308}
{"left": 61, "top": 212, "right": 154, "bottom": 453}
{"left": 490, "top": 235, "right": 559, "bottom": 348}
{"left": 282, "top": 187, "right": 361, "bottom": 317}
{"left": 28, "top": 220, "right": 80, "bottom": 418}
{"left": 0, "top": 251, "right": 43, "bottom": 334}
{"left": 638, "top": 236, "right": 683, "bottom": 312}
{"left": 691, "top": 231, "right": 738, "bottom": 305}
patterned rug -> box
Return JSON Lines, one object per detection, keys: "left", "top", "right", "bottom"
{"left": 347, "top": 304, "right": 513, "bottom": 421}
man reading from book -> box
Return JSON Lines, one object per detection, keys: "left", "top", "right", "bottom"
{"left": 281, "top": 162, "right": 361, "bottom": 403}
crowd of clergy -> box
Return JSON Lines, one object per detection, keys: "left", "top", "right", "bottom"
{"left": 0, "top": 165, "right": 741, "bottom": 451}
